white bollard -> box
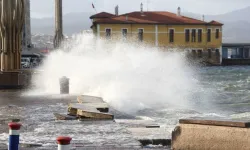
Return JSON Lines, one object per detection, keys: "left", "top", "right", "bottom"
{"left": 59, "top": 76, "right": 69, "bottom": 94}
{"left": 56, "top": 136, "right": 72, "bottom": 150}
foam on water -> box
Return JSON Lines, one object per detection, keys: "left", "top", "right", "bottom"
{"left": 25, "top": 33, "right": 211, "bottom": 114}
{"left": 230, "top": 112, "right": 250, "bottom": 119}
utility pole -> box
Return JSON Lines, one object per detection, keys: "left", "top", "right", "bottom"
{"left": 54, "top": 0, "right": 64, "bottom": 49}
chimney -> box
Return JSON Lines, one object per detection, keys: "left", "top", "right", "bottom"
{"left": 115, "top": 5, "right": 119, "bottom": 16}
{"left": 141, "top": 3, "right": 143, "bottom": 14}
{"left": 202, "top": 15, "right": 205, "bottom": 21}
{"left": 177, "top": 7, "right": 181, "bottom": 16}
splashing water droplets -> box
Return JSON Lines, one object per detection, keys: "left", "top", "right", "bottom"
{"left": 27, "top": 33, "right": 199, "bottom": 113}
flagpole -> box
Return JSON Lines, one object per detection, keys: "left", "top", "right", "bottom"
{"left": 92, "top": 3, "right": 97, "bottom": 13}
{"left": 147, "top": 0, "right": 149, "bottom": 11}
{"left": 147, "top": 0, "right": 148, "bottom": 11}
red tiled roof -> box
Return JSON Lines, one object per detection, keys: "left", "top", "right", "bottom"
{"left": 90, "top": 12, "right": 115, "bottom": 19}
{"left": 209, "top": 20, "right": 224, "bottom": 25}
{"left": 93, "top": 11, "right": 223, "bottom": 26}
{"left": 40, "top": 49, "right": 50, "bottom": 53}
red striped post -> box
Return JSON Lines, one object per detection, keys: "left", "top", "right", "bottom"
{"left": 8, "top": 122, "right": 21, "bottom": 150}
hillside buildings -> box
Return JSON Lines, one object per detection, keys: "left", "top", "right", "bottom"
{"left": 90, "top": 5, "right": 223, "bottom": 65}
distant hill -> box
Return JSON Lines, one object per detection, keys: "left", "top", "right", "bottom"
{"left": 31, "top": 12, "right": 93, "bottom": 35}
{"left": 206, "top": 6, "right": 250, "bottom": 23}
{"left": 183, "top": 6, "right": 250, "bottom": 43}
{"left": 31, "top": 7, "right": 250, "bottom": 43}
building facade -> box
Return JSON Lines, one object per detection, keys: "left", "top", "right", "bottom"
{"left": 90, "top": 8, "right": 223, "bottom": 65}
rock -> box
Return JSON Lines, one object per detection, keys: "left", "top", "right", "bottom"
{"left": 77, "top": 95, "right": 104, "bottom": 103}
{"left": 127, "top": 128, "right": 171, "bottom": 146}
{"left": 53, "top": 113, "right": 77, "bottom": 120}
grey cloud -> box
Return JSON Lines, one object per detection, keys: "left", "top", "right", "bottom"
{"left": 30, "top": 0, "right": 250, "bottom": 18}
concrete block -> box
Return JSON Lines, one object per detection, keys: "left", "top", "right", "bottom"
{"left": 68, "top": 103, "right": 113, "bottom": 120}
{"left": 115, "top": 119, "right": 160, "bottom": 128}
{"left": 81, "top": 103, "right": 109, "bottom": 113}
{"left": 76, "top": 95, "right": 109, "bottom": 112}
{"left": 68, "top": 103, "right": 109, "bottom": 114}
{"left": 179, "top": 118, "right": 250, "bottom": 128}
{"left": 77, "top": 95, "right": 104, "bottom": 103}
{"left": 127, "top": 128, "right": 171, "bottom": 146}
{"left": 0, "top": 71, "right": 27, "bottom": 89}
{"left": 68, "top": 103, "right": 97, "bottom": 116}
{"left": 77, "top": 110, "right": 114, "bottom": 120}
{"left": 172, "top": 118, "right": 250, "bottom": 150}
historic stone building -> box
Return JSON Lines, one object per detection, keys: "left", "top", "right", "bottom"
{"left": 90, "top": 6, "right": 223, "bottom": 65}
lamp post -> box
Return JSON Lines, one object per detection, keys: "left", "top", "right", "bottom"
{"left": 54, "top": 0, "right": 64, "bottom": 49}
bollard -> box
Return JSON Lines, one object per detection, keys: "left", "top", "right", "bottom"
{"left": 56, "top": 136, "right": 72, "bottom": 150}
{"left": 8, "top": 122, "right": 21, "bottom": 150}
{"left": 59, "top": 76, "right": 69, "bottom": 94}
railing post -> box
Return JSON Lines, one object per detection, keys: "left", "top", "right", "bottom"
{"left": 8, "top": 122, "right": 21, "bottom": 150}
{"left": 56, "top": 136, "right": 72, "bottom": 150}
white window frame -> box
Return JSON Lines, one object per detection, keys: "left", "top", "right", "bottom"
{"left": 190, "top": 28, "right": 197, "bottom": 42}
{"left": 169, "top": 28, "right": 175, "bottom": 32}
{"left": 155, "top": 25, "right": 158, "bottom": 46}
{"left": 184, "top": 28, "right": 190, "bottom": 42}
{"left": 196, "top": 48, "right": 203, "bottom": 58}
{"left": 192, "top": 48, "right": 204, "bottom": 51}
{"left": 207, "top": 28, "right": 212, "bottom": 42}
{"left": 169, "top": 28, "right": 175, "bottom": 43}
{"left": 197, "top": 28, "right": 203, "bottom": 42}
{"left": 97, "top": 24, "right": 100, "bottom": 38}
{"left": 138, "top": 28, "right": 144, "bottom": 41}
{"left": 121, "top": 28, "right": 128, "bottom": 38}
{"left": 196, "top": 28, "right": 203, "bottom": 32}
{"left": 207, "top": 48, "right": 212, "bottom": 58}
{"left": 138, "top": 28, "right": 144, "bottom": 33}
{"left": 121, "top": 28, "right": 128, "bottom": 33}
{"left": 215, "top": 28, "right": 220, "bottom": 39}
{"left": 105, "top": 28, "right": 112, "bottom": 37}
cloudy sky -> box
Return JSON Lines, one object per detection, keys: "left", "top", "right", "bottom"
{"left": 30, "top": 0, "right": 250, "bottom": 18}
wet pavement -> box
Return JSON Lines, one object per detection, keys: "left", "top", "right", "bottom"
{"left": 0, "top": 91, "right": 169, "bottom": 150}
